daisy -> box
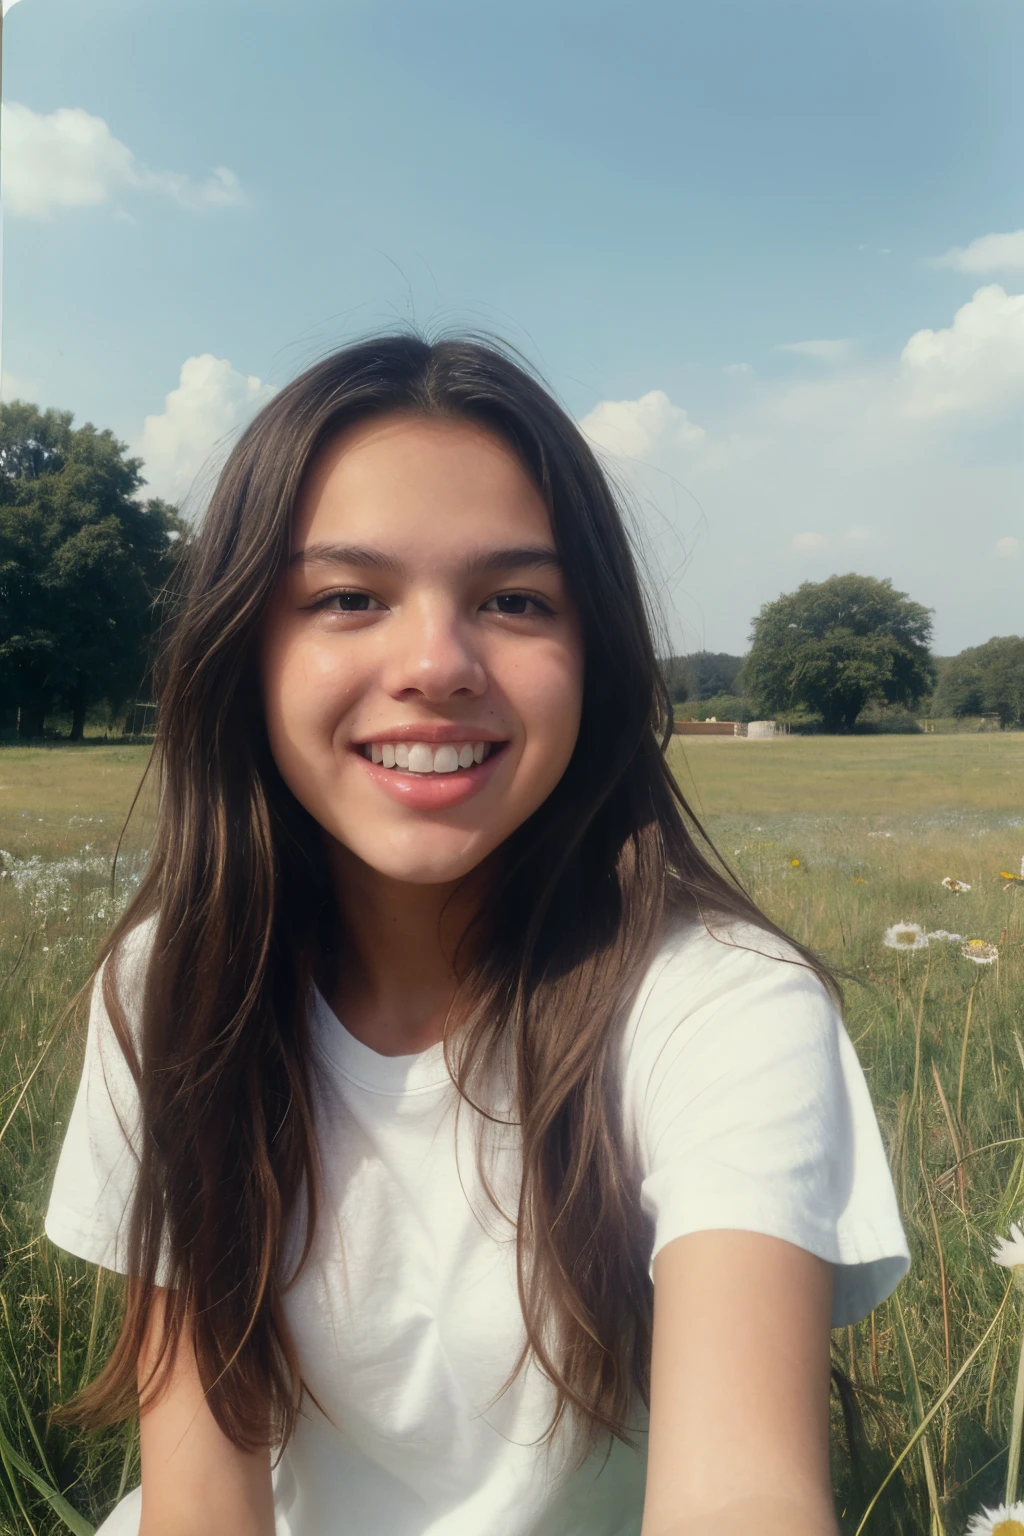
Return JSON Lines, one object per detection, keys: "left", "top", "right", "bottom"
{"left": 965, "top": 1499, "right": 1024, "bottom": 1534}
{"left": 991, "top": 1223, "right": 1024, "bottom": 1276}
{"left": 883, "top": 922, "right": 928, "bottom": 951}
{"left": 962, "top": 940, "right": 999, "bottom": 965}
{"left": 942, "top": 876, "right": 971, "bottom": 893}
{"left": 1001, "top": 871, "right": 1024, "bottom": 886}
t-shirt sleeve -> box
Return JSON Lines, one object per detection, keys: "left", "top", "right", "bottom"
{"left": 44, "top": 924, "right": 154, "bottom": 1276}
{"left": 622, "top": 922, "right": 911, "bottom": 1327}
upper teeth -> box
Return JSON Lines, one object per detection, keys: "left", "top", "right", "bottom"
{"left": 363, "top": 741, "right": 492, "bottom": 773}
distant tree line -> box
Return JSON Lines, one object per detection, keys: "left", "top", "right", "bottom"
{"left": 664, "top": 573, "right": 1023, "bottom": 732}
{"left": 932, "top": 637, "right": 1024, "bottom": 728}
{"left": 661, "top": 651, "right": 745, "bottom": 705}
{"left": 0, "top": 402, "right": 181, "bottom": 739}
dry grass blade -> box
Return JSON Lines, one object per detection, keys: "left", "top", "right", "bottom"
{"left": 931, "top": 1063, "right": 965, "bottom": 1214}
{"left": 956, "top": 986, "right": 975, "bottom": 1123}
{"left": 918, "top": 1097, "right": 951, "bottom": 1384}
{"left": 892, "top": 1290, "right": 945, "bottom": 1535}
{"left": 910, "top": 959, "right": 931, "bottom": 1112}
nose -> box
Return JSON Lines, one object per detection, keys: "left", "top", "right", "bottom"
{"left": 380, "top": 594, "right": 487, "bottom": 702}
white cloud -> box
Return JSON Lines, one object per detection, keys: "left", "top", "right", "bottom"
{"left": 2, "top": 102, "right": 244, "bottom": 219}
{"left": 933, "top": 231, "right": 1024, "bottom": 274}
{"left": 723, "top": 362, "right": 753, "bottom": 376}
{"left": 580, "top": 388, "right": 708, "bottom": 460}
{"left": 791, "top": 531, "right": 828, "bottom": 553}
{"left": 135, "top": 355, "right": 276, "bottom": 508}
{"left": 900, "top": 284, "right": 1024, "bottom": 419}
{"left": 995, "top": 536, "right": 1020, "bottom": 558}
{"left": 578, "top": 283, "right": 1024, "bottom": 653}
{"left": 777, "top": 339, "right": 855, "bottom": 363}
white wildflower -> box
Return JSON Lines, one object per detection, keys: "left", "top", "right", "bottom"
{"left": 0, "top": 850, "right": 146, "bottom": 922}
{"left": 962, "top": 940, "right": 999, "bottom": 966}
{"left": 883, "top": 922, "right": 928, "bottom": 951}
{"left": 927, "top": 930, "right": 964, "bottom": 943}
{"left": 941, "top": 876, "right": 971, "bottom": 893}
{"left": 991, "top": 1224, "right": 1024, "bottom": 1272}
{"left": 965, "top": 1498, "right": 1024, "bottom": 1534}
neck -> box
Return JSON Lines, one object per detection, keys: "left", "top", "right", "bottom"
{"left": 324, "top": 845, "right": 492, "bottom": 1057}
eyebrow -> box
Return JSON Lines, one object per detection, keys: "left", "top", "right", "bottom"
{"left": 289, "top": 542, "right": 562, "bottom": 577}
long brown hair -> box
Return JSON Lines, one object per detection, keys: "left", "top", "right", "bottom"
{"left": 71, "top": 333, "right": 836, "bottom": 1456}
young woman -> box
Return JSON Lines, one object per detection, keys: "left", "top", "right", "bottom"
{"left": 45, "top": 335, "right": 910, "bottom": 1536}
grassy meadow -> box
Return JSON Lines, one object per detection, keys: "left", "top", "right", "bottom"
{"left": 1, "top": 734, "right": 1023, "bottom": 1532}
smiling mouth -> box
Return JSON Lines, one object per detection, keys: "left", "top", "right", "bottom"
{"left": 358, "top": 740, "right": 504, "bottom": 775}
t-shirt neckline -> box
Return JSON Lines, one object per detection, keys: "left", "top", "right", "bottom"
{"left": 311, "top": 985, "right": 453, "bottom": 1095}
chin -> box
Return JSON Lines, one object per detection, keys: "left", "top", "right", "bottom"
{"left": 344, "top": 832, "right": 497, "bottom": 887}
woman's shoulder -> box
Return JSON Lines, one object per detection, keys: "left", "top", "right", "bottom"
{"left": 90, "top": 912, "right": 160, "bottom": 1044}
{"left": 639, "top": 909, "right": 832, "bottom": 998}
{"left": 622, "top": 911, "right": 838, "bottom": 1064}
{"left": 621, "top": 914, "right": 909, "bottom": 1329}
{"left": 109, "top": 911, "right": 159, "bottom": 977}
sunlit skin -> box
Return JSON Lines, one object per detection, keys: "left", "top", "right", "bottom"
{"left": 260, "top": 414, "right": 585, "bottom": 1054}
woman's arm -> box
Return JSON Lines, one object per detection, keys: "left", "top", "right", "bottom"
{"left": 641, "top": 1229, "right": 840, "bottom": 1536}
{"left": 137, "top": 1288, "right": 275, "bottom": 1536}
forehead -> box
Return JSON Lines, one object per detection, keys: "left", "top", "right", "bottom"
{"left": 292, "top": 412, "right": 552, "bottom": 550}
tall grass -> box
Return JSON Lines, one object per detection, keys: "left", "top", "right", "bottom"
{"left": 0, "top": 741, "right": 1021, "bottom": 1531}
{"left": 720, "top": 808, "right": 1024, "bottom": 1533}
{"left": 0, "top": 845, "right": 145, "bottom": 1532}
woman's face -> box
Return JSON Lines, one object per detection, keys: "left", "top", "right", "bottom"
{"left": 261, "top": 413, "right": 585, "bottom": 886}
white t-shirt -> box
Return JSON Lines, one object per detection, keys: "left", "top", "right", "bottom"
{"left": 45, "top": 915, "right": 910, "bottom": 1536}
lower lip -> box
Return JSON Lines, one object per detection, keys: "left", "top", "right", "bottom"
{"left": 353, "top": 744, "right": 509, "bottom": 809}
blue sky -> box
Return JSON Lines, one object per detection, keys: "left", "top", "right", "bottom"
{"left": 4, "top": 0, "right": 1022, "bottom": 653}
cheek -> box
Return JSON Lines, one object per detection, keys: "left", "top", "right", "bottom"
{"left": 261, "top": 627, "right": 360, "bottom": 766}
{"left": 504, "top": 639, "right": 584, "bottom": 768}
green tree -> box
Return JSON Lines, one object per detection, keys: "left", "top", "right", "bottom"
{"left": 660, "top": 656, "right": 691, "bottom": 704}
{"left": 0, "top": 401, "right": 182, "bottom": 739}
{"left": 660, "top": 651, "right": 746, "bottom": 705}
{"left": 742, "top": 574, "right": 935, "bottom": 732}
{"left": 934, "top": 636, "right": 1024, "bottom": 727}
{"left": 686, "top": 651, "right": 745, "bottom": 700}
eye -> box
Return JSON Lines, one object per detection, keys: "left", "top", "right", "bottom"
{"left": 311, "top": 589, "right": 385, "bottom": 613}
{"left": 481, "top": 592, "right": 554, "bottom": 617}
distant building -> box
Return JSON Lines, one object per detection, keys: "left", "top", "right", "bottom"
{"left": 673, "top": 721, "right": 743, "bottom": 736}
{"left": 671, "top": 719, "right": 789, "bottom": 739}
